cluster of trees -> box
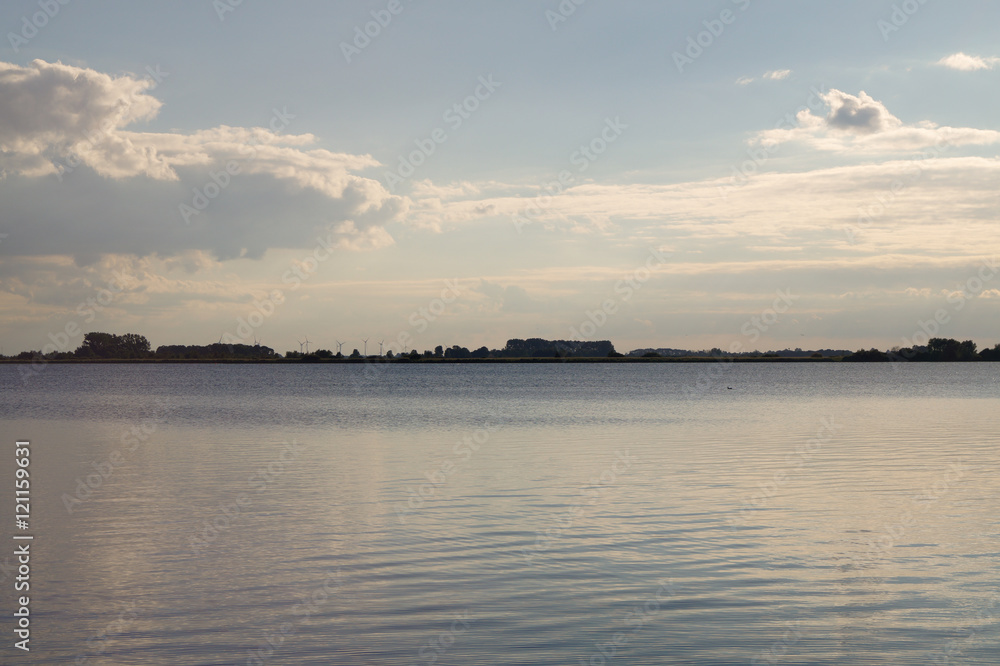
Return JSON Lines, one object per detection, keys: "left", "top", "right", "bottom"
{"left": 9, "top": 332, "right": 153, "bottom": 360}
{"left": 8, "top": 333, "right": 278, "bottom": 361}
{"left": 154, "top": 343, "right": 278, "bottom": 360}
{"left": 8, "top": 333, "right": 1000, "bottom": 363}
{"left": 283, "top": 339, "right": 619, "bottom": 361}
{"left": 845, "top": 338, "right": 999, "bottom": 362}
{"left": 496, "top": 338, "right": 617, "bottom": 358}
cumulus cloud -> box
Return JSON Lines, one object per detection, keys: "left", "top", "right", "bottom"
{"left": 937, "top": 52, "right": 1000, "bottom": 71}
{"left": 0, "top": 60, "right": 405, "bottom": 262}
{"left": 752, "top": 88, "right": 1000, "bottom": 153}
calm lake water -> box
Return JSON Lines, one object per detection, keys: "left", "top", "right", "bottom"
{"left": 1, "top": 362, "right": 998, "bottom": 664}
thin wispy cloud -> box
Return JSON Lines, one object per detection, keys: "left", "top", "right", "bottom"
{"left": 735, "top": 69, "right": 791, "bottom": 85}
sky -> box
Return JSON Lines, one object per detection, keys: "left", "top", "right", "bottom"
{"left": 1, "top": 0, "right": 999, "bottom": 356}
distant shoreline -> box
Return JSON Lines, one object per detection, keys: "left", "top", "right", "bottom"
{"left": 2, "top": 356, "right": 846, "bottom": 364}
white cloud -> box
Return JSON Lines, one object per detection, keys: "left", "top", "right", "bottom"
{"left": 0, "top": 60, "right": 406, "bottom": 262}
{"left": 752, "top": 89, "right": 1000, "bottom": 153}
{"left": 937, "top": 53, "right": 1000, "bottom": 71}
{"left": 736, "top": 76, "right": 755, "bottom": 86}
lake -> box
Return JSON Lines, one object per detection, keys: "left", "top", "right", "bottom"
{"left": 1, "top": 362, "right": 998, "bottom": 664}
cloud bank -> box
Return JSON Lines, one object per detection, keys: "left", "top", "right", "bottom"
{"left": 0, "top": 60, "right": 405, "bottom": 262}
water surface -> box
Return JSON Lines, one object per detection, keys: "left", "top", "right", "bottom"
{"left": 1, "top": 363, "right": 998, "bottom": 664}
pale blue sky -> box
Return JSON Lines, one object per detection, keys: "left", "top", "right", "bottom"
{"left": 2, "top": 1, "right": 999, "bottom": 355}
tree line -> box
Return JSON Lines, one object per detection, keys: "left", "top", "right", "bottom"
{"left": 4, "top": 332, "right": 1000, "bottom": 362}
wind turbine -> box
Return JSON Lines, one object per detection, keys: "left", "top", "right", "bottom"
{"left": 298, "top": 339, "right": 305, "bottom": 354}
{"left": 336, "top": 340, "right": 345, "bottom": 355}
{"left": 379, "top": 340, "right": 384, "bottom": 356}
{"left": 361, "top": 338, "right": 369, "bottom": 357}
{"left": 303, "top": 337, "right": 311, "bottom": 354}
